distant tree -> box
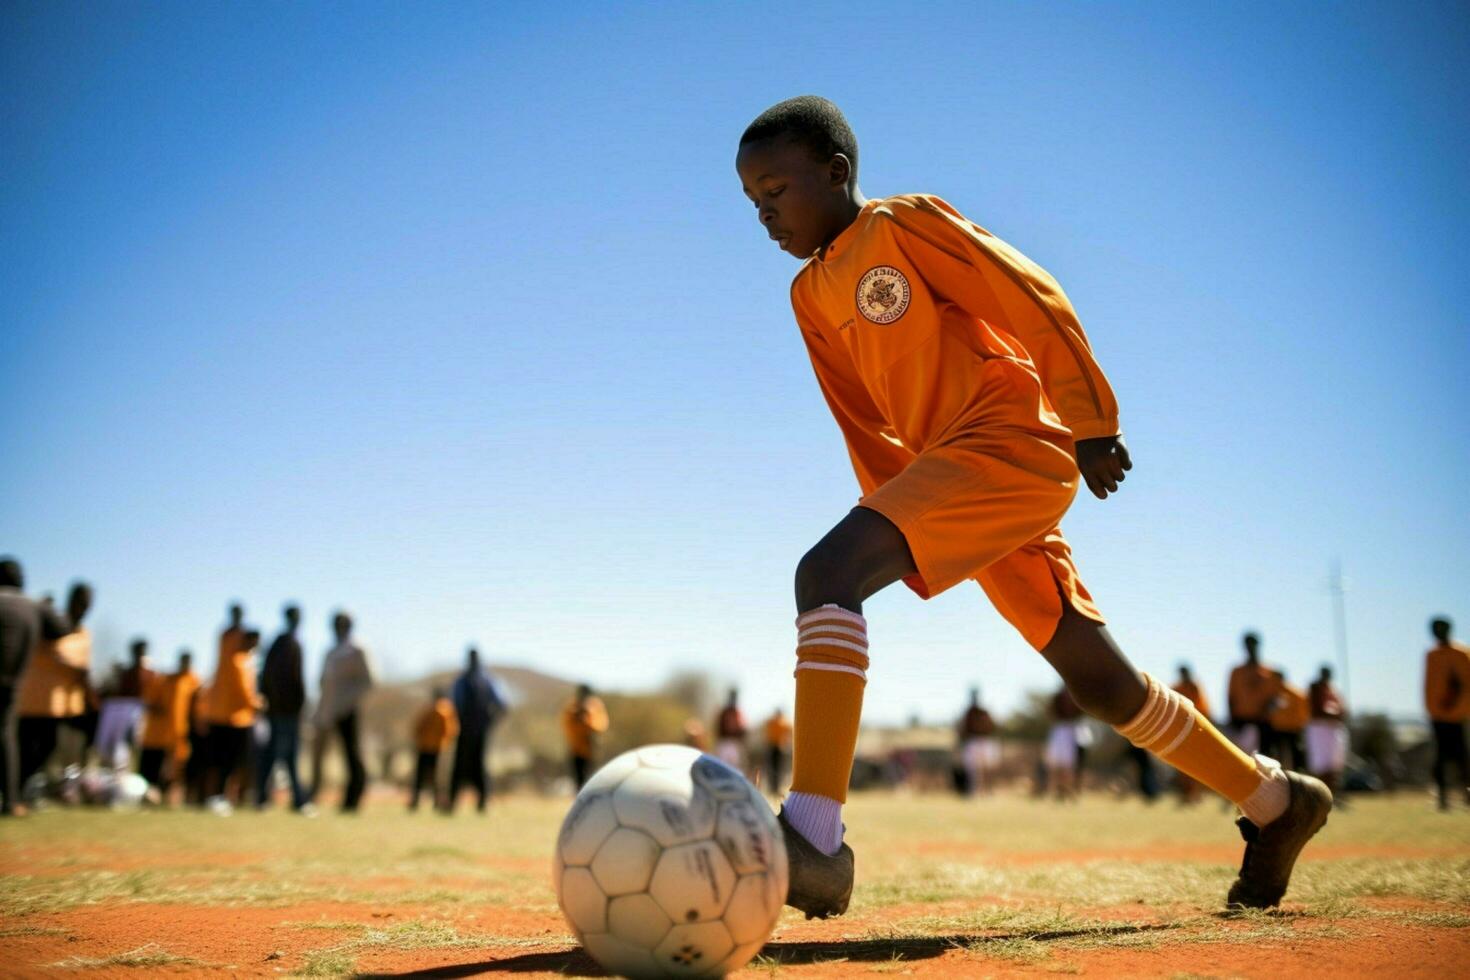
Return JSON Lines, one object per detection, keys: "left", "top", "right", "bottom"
{"left": 660, "top": 669, "right": 720, "bottom": 721}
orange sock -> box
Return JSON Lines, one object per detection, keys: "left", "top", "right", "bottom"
{"left": 789, "top": 604, "right": 868, "bottom": 804}
{"left": 1117, "top": 673, "right": 1289, "bottom": 826}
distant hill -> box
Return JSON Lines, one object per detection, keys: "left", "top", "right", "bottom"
{"left": 354, "top": 664, "right": 713, "bottom": 787}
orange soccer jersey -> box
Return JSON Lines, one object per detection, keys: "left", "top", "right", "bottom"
{"left": 1228, "top": 664, "right": 1280, "bottom": 723}
{"left": 1425, "top": 642, "right": 1470, "bottom": 723}
{"left": 791, "top": 194, "right": 1117, "bottom": 648}
{"left": 764, "top": 713, "right": 794, "bottom": 750}
{"left": 142, "top": 670, "right": 201, "bottom": 753}
{"left": 561, "top": 696, "right": 609, "bottom": 759}
{"left": 414, "top": 698, "right": 460, "bottom": 753}
{"left": 1268, "top": 683, "right": 1310, "bottom": 734}
{"left": 206, "top": 627, "right": 259, "bottom": 727}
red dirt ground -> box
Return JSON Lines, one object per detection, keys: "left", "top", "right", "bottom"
{"left": 5, "top": 842, "right": 1467, "bottom": 977}
{"left": 6, "top": 896, "right": 1468, "bottom": 978}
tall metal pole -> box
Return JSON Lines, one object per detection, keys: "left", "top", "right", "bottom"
{"left": 1329, "top": 559, "right": 1351, "bottom": 700}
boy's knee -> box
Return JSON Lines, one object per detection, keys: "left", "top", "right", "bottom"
{"left": 794, "top": 544, "right": 860, "bottom": 613}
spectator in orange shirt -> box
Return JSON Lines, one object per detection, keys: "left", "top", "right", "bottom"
{"left": 17, "top": 582, "right": 92, "bottom": 789}
{"left": 1172, "top": 664, "right": 1211, "bottom": 804}
{"left": 410, "top": 688, "right": 458, "bottom": 811}
{"left": 139, "top": 651, "right": 199, "bottom": 802}
{"left": 1267, "top": 671, "right": 1310, "bottom": 772}
{"left": 561, "top": 684, "right": 609, "bottom": 791}
{"left": 1173, "top": 664, "right": 1211, "bottom": 719}
{"left": 1424, "top": 616, "right": 1470, "bottom": 811}
{"left": 205, "top": 603, "right": 261, "bottom": 810}
{"left": 765, "top": 708, "right": 794, "bottom": 795}
{"left": 1228, "top": 633, "right": 1281, "bottom": 757}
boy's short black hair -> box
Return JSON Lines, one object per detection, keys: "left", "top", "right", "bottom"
{"left": 740, "top": 96, "right": 858, "bottom": 179}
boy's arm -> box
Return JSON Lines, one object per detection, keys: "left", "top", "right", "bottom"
{"left": 886, "top": 197, "right": 1130, "bottom": 499}
{"left": 795, "top": 291, "right": 915, "bottom": 498}
{"left": 1426, "top": 654, "right": 1444, "bottom": 714}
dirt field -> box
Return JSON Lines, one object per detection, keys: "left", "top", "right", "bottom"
{"left": 2, "top": 792, "right": 1467, "bottom": 978}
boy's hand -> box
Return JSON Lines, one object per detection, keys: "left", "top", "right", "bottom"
{"left": 1076, "top": 435, "right": 1132, "bottom": 499}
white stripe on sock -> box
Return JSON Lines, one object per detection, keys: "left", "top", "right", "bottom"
{"left": 794, "top": 661, "right": 867, "bottom": 680}
{"left": 797, "top": 625, "right": 868, "bottom": 645}
{"left": 796, "top": 636, "right": 870, "bottom": 659}
{"left": 795, "top": 605, "right": 867, "bottom": 629}
{"left": 1158, "top": 706, "right": 1196, "bottom": 757}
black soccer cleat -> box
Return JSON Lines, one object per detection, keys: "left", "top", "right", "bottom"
{"left": 777, "top": 807, "right": 855, "bottom": 920}
{"left": 1227, "top": 770, "right": 1333, "bottom": 910}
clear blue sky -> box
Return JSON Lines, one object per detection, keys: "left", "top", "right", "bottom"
{"left": 3, "top": 1, "right": 1466, "bottom": 725}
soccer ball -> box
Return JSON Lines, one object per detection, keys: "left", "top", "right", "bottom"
{"left": 553, "top": 744, "right": 788, "bottom": 978}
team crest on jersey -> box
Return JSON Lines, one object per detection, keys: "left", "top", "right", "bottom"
{"left": 855, "top": 265, "right": 911, "bottom": 324}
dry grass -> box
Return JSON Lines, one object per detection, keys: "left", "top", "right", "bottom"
{"left": 2, "top": 792, "right": 1467, "bottom": 976}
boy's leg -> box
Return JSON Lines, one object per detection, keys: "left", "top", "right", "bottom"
{"left": 1431, "top": 723, "right": 1449, "bottom": 809}
{"left": 410, "top": 751, "right": 427, "bottom": 809}
{"left": 255, "top": 720, "right": 278, "bottom": 806}
{"left": 788, "top": 506, "right": 915, "bottom": 832}
{"left": 781, "top": 507, "right": 915, "bottom": 919}
{"left": 1041, "top": 601, "right": 1331, "bottom": 908}
{"left": 282, "top": 719, "right": 306, "bottom": 810}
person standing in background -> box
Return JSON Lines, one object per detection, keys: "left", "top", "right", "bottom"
{"left": 1268, "top": 671, "right": 1310, "bottom": 772}
{"left": 139, "top": 650, "right": 199, "bottom": 802}
{"left": 449, "top": 647, "right": 507, "bottom": 813}
{"left": 764, "top": 708, "right": 794, "bottom": 795}
{"left": 956, "top": 688, "right": 998, "bottom": 797}
{"left": 1306, "top": 665, "right": 1348, "bottom": 798}
{"left": 1424, "top": 616, "right": 1470, "bottom": 811}
{"left": 0, "top": 557, "right": 73, "bottom": 815}
{"left": 95, "top": 639, "right": 156, "bottom": 772}
{"left": 715, "top": 688, "right": 748, "bottom": 771}
{"left": 410, "top": 688, "right": 458, "bottom": 811}
{"left": 204, "top": 604, "right": 261, "bottom": 811}
{"left": 314, "top": 611, "right": 374, "bottom": 813}
{"left": 1045, "top": 686, "right": 1084, "bottom": 801}
{"left": 1228, "top": 632, "right": 1280, "bottom": 757}
{"left": 256, "top": 604, "right": 308, "bottom": 811}
{"left": 561, "top": 683, "right": 609, "bottom": 791}
{"left": 185, "top": 679, "right": 211, "bottom": 806}
{"left": 17, "top": 582, "right": 92, "bottom": 789}
{"left": 1172, "top": 664, "right": 1212, "bottom": 804}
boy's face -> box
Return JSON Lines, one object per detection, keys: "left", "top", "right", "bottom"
{"left": 736, "top": 136, "right": 851, "bottom": 259}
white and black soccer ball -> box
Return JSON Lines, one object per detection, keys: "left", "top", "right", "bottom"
{"left": 553, "top": 744, "right": 788, "bottom": 978}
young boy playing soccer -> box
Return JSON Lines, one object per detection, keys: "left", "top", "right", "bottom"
{"left": 734, "top": 96, "right": 1332, "bottom": 918}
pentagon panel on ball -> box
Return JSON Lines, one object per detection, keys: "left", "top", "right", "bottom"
{"left": 553, "top": 744, "right": 788, "bottom": 979}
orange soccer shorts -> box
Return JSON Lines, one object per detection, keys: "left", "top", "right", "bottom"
{"left": 857, "top": 420, "right": 1103, "bottom": 651}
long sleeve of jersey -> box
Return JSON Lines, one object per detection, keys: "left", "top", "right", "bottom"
{"left": 884, "top": 196, "right": 1120, "bottom": 441}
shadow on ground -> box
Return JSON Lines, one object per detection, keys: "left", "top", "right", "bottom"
{"left": 357, "top": 924, "right": 1175, "bottom": 977}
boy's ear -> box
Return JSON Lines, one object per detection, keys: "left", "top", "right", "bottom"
{"left": 829, "top": 153, "right": 853, "bottom": 188}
